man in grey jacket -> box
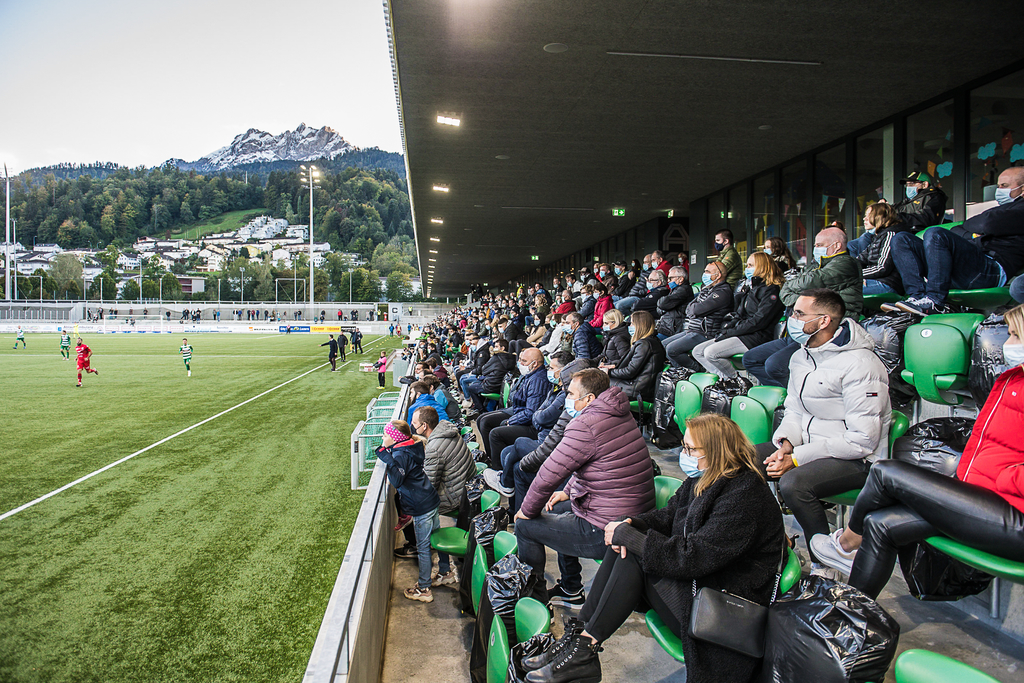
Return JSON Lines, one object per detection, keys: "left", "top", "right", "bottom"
{"left": 755, "top": 289, "right": 890, "bottom": 578}
{"left": 414, "top": 407, "right": 475, "bottom": 516}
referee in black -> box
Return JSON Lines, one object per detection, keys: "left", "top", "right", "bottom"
{"left": 320, "top": 334, "right": 339, "bottom": 371}
{"left": 351, "top": 328, "right": 364, "bottom": 354}
{"left": 337, "top": 330, "right": 349, "bottom": 361}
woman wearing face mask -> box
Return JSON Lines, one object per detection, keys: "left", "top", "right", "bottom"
{"left": 811, "top": 303, "right": 1024, "bottom": 596}
{"left": 590, "top": 282, "right": 614, "bottom": 327}
{"left": 762, "top": 236, "right": 797, "bottom": 272}
{"left": 522, "top": 413, "right": 784, "bottom": 683}
{"left": 613, "top": 262, "right": 634, "bottom": 302}
{"left": 663, "top": 262, "right": 734, "bottom": 371}
{"left": 692, "top": 253, "right": 785, "bottom": 386}
{"left": 601, "top": 310, "right": 666, "bottom": 403}
{"left": 578, "top": 284, "right": 597, "bottom": 321}
{"left": 856, "top": 202, "right": 905, "bottom": 295}
{"left": 598, "top": 309, "right": 631, "bottom": 366}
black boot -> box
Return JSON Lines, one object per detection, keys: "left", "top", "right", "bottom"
{"left": 525, "top": 633, "right": 602, "bottom": 683}
{"left": 522, "top": 618, "right": 583, "bottom": 671}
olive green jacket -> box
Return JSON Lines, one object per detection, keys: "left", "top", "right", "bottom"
{"left": 780, "top": 251, "right": 863, "bottom": 317}
{"left": 717, "top": 246, "right": 743, "bottom": 285}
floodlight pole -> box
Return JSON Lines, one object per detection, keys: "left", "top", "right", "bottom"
{"left": 4, "top": 164, "right": 9, "bottom": 303}
{"left": 240, "top": 267, "right": 245, "bottom": 305}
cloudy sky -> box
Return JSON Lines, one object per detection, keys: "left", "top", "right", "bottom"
{"left": 0, "top": 0, "right": 402, "bottom": 172}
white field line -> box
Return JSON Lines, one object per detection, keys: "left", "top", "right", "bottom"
{"left": 0, "top": 361, "right": 330, "bottom": 523}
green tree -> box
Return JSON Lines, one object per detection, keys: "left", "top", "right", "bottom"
{"left": 385, "top": 271, "right": 413, "bottom": 301}
{"left": 120, "top": 279, "right": 140, "bottom": 301}
{"left": 48, "top": 252, "right": 85, "bottom": 292}
{"left": 88, "top": 272, "right": 118, "bottom": 301}
{"left": 161, "top": 273, "right": 182, "bottom": 299}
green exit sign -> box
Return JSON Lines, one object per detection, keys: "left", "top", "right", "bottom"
{"left": 612, "top": 208, "right": 625, "bottom": 217}
{"left": 531, "top": 255, "right": 539, "bottom": 261}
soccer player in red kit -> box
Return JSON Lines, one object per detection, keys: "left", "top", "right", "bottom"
{"left": 76, "top": 338, "right": 99, "bottom": 387}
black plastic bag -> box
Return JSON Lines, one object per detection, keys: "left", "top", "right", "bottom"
{"left": 701, "top": 381, "right": 746, "bottom": 416}
{"left": 861, "top": 312, "right": 918, "bottom": 409}
{"left": 969, "top": 314, "right": 1010, "bottom": 406}
{"left": 772, "top": 406, "right": 785, "bottom": 433}
{"left": 891, "top": 417, "right": 974, "bottom": 477}
{"left": 457, "top": 474, "right": 487, "bottom": 530}
{"left": 469, "top": 554, "right": 537, "bottom": 683}
{"left": 508, "top": 633, "right": 557, "bottom": 683}
{"left": 898, "top": 542, "right": 993, "bottom": 601}
{"left": 757, "top": 576, "right": 900, "bottom": 683}
{"left": 653, "top": 367, "right": 694, "bottom": 431}
{"left": 459, "top": 506, "right": 510, "bottom": 615}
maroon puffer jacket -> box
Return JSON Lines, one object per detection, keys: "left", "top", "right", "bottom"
{"left": 520, "top": 386, "right": 655, "bottom": 528}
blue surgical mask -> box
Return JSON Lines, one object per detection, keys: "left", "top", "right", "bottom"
{"left": 564, "top": 395, "right": 582, "bottom": 418}
{"left": 668, "top": 281, "right": 678, "bottom": 290}
{"left": 905, "top": 186, "right": 918, "bottom": 200}
{"left": 628, "top": 325, "right": 636, "bottom": 336}
{"left": 614, "top": 267, "right": 623, "bottom": 276}
{"left": 1003, "top": 340, "right": 1024, "bottom": 366}
{"left": 546, "top": 369, "right": 557, "bottom": 384}
{"left": 602, "top": 324, "right": 611, "bottom": 332}
{"left": 647, "top": 283, "right": 655, "bottom": 291}
{"left": 678, "top": 452, "right": 703, "bottom": 478}
{"left": 744, "top": 267, "right": 755, "bottom": 279}
{"left": 787, "top": 315, "right": 823, "bottom": 345}
{"left": 642, "top": 263, "right": 650, "bottom": 272}
{"left": 701, "top": 273, "right": 713, "bottom": 286}
{"left": 995, "top": 185, "right": 1023, "bottom": 206}
{"left": 714, "top": 242, "right": 725, "bottom": 252}
{"left": 812, "top": 246, "right": 829, "bottom": 262}
{"left": 763, "top": 246, "right": 773, "bottom": 255}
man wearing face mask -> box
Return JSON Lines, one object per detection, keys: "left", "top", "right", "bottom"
{"left": 663, "top": 262, "right": 733, "bottom": 370}
{"left": 742, "top": 227, "right": 862, "bottom": 387}
{"left": 713, "top": 229, "right": 743, "bottom": 286}
{"left": 655, "top": 266, "right": 694, "bottom": 339}
{"left": 514, "top": 368, "right": 655, "bottom": 607}
{"left": 848, "top": 170, "right": 949, "bottom": 259}
{"left": 612, "top": 261, "right": 634, "bottom": 302}
{"left": 886, "top": 166, "right": 1024, "bottom": 317}
{"left": 615, "top": 255, "right": 652, "bottom": 313}
{"left": 629, "top": 269, "right": 669, "bottom": 315}
{"left": 476, "top": 347, "right": 551, "bottom": 469}
{"left": 651, "top": 250, "right": 672, "bottom": 279}
{"left": 755, "top": 289, "right": 890, "bottom": 578}
{"left": 565, "top": 311, "right": 602, "bottom": 360}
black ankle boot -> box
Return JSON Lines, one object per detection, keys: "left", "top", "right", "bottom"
{"left": 522, "top": 618, "right": 583, "bottom": 671}
{"left": 525, "top": 633, "right": 602, "bottom": 683}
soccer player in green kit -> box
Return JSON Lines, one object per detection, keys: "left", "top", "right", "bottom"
{"left": 180, "top": 338, "right": 193, "bottom": 377}
{"left": 14, "top": 326, "right": 25, "bottom": 349}
{"left": 59, "top": 330, "right": 71, "bottom": 359}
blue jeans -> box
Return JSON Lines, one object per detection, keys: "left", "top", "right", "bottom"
{"left": 412, "top": 508, "right": 444, "bottom": 589}
{"left": 862, "top": 279, "right": 896, "bottom": 295}
{"left": 501, "top": 437, "right": 540, "bottom": 511}
{"left": 463, "top": 377, "right": 489, "bottom": 411}
{"left": 516, "top": 499, "right": 606, "bottom": 600}
{"left": 513, "top": 462, "right": 538, "bottom": 517}
{"left": 1011, "top": 275, "right": 1024, "bottom": 304}
{"left": 890, "top": 228, "right": 1005, "bottom": 304}
{"left": 459, "top": 373, "right": 478, "bottom": 395}
{"left": 847, "top": 232, "right": 872, "bottom": 258}
{"left": 615, "top": 296, "right": 639, "bottom": 313}
{"left": 742, "top": 337, "right": 798, "bottom": 387}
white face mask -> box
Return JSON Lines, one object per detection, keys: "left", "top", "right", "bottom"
{"left": 1003, "top": 340, "right": 1024, "bottom": 366}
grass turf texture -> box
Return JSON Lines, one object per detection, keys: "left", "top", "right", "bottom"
{"left": 169, "top": 208, "right": 267, "bottom": 241}
{"left": 0, "top": 332, "right": 403, "bottom": 682}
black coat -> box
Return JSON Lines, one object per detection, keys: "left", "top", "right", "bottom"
{"left": 614, "top": 271, "right": 636, "bottom": 298}
{"left": 470, "top": 344, "right": 491, "bottom": 375}
{"left": 608, "top": 336, "right": 667, "bottom": 401}
{"left": 480, "top": 350, "right": 516, "bottom": 392}
{"left": 628, "top": 270, "right": 650, "bottom": 298}
{"left": 503, "top": 322, "right": 527, "bottom": 343}
{"left": 615, "top": 469, "right": 785, "bottom": 683}
{"left": 599, "top": 325, "right": 631, "bottom": 365}
{"left": 631, "top": 285, "right": 669, "bottom": 315}
{"left": 683, "top": 283, "right": 733, "bottom": 337}
{"left": 717, "top": 278, "right": 785, "bottom": 348}
{"left": 655, "top": 284, "right": 694, "bottom": 337}
{"left": 857, "top": 230, "right": 904, "bottom": 294}
{"left": 891, "top": 186, "right": 947, "bottom": 231}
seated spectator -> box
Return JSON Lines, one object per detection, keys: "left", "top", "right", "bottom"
{"left": 612, "top": 261, "right": 634, "bottom": 302}
{"left": 553, "top": 290, "right": 576, "bottom": 315}
{"left": 456, "top": 334, "right": 489, "bottom": 391}
{"left": 857, "top": 202, "right": 904, "bottom": 295}
{"left": 663, "top": 261, "right": 733, "bottom": 370}
{"left": 499, "top": 315, "right": 528, "bottom": 345}
{"left": 464, "top": 338, "right": 515, "bottom": 413}
{"left": 629, "top": 269, "right": 669, "bottom": 315}
{"left": 425, "top": 357, "right": 450, "bottom": 387}
{"left": 578, "top": 284, "right": 597, "bottom": 321}
{"left": 522, "top": 414, "right": 784, "bottom": 683}
{"left": 756, "top": 289, "right": 890, "bottom": 577}
{"left": 888, "top": 166, "right": 1024, "bottom": 316}
{"left": 376, "top": 420, "right": 442, "bottom": 603}
{"left": 810, "top": 303, "right": 1024, "bottom": 596}
{"left": 597, "top": 309, "right": 630, "bottom": 366}
{"left": 692, "top": 252, "right": 785, "bottom": 386}
{"left": 567, "top": 272, "right": 581, "bottom": 294}
{"left": 476, "top": 347, "right": 550, "bottom": 469}
{"left": 602, "top": 310, "right": 666, "bottom": 403}
{"left": 614, "top": 254, "right": 652, "bottom": 313}
{"left": 651, "top": 250, "right": 672, "bottom": 280}
{"left": 713, "top": 229, "right": 744, "bottom": 285}
{"left": 420, "top": 375, "right": 460, "bottom": 420}
{"left": 540, "top": 314, "right": 571, "bottom": 357}
{"left": 590, "top": 283, "right": 613, "bottom": 327}
{"left": 743, "top": 226, "right": 863, "bottom": 387}
{"left": 849, "top": 170, "right": 948, "bottom": 258}
{"left": 565, "top": 311, "right": 602, "bottom": 361}
{"left": 763, "top": 236, "right": 798, "bottom": 272}
{"left": 654, "top": 266, "right": 693, "bottom": 340}
{"left": 514, "top": 369, "right": 655, "bottom": 607}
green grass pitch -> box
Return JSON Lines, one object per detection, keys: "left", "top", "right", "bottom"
{"left": 0, "top": 331, "right": 403, "bottom": 682}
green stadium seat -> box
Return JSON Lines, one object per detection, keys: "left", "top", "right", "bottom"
{"left": 895, "top": 649, "right": 1002, "bottom": 683}
{"left": 946, "top": 287, "right": 1013, "bottom": 312}
{"left": 430, "top": 490, "right": 501, "bottom": 557}
{"left": 494, "top": 530, "right": 518, "bottom": 558}
{"left": 914, "top": 221, "right": 963, "bottom": 238}
{"left": 468, "top": 441, "right": 480, "bottom": 450}
{"left": 747, "top": 385, "right": 786, "bottom": 413}
{"left": 924, "top": 536, "right": 1024, "bottom": 584}
{"left": 476, "top": 462, "right": 488, "bottom": 474}
{"left": 654, "top": 476, "right": 684, "bottom": 509}
{"left": 480, "top": 382, "right": 509, "bottom": 410}
{"left": 731, "top": 395, "right": 772, "bottom": 444}
{"left": 730, "top": 353, "right": 745, "bottom": 370}
{"left": 673, "top": 380, "right": 703, "bottom": 430}
{"left": 781, "top": 546, "right": 801, "bottom": 593}
{"left": 472, "top": 543, "right": 488, "bottom": 613}
{"left": 689, "top": 372, "right": 718, "bottom": 393}
{"left": 460, "top": 426, "right": 473, "bottom": 436}
{"left": 487, "top": 614, "right": 510, "bottom": 683}
{"left": 901, "top": 314, "right": 984, "bottom": 405}
{"left": 862, "top": 292, "right": 903, "bottom": 310}
{"left": 515, "top": 596, "right": 552, "bottom": 642}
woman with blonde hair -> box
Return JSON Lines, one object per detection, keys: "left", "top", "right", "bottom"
{"left": 691, "top": 252, "right": 785, "bottom": 386}
{"left": 598, "top": 308, "right": 630, "bottom": 366}
{"left": 601, "top": 309, "right": 666, "bottom": 402}
{"left": 813, "top": 303, "right": 1024, "bottom": 597}
{"left": 523, "top": 413, "right": 784, "bottom": 683}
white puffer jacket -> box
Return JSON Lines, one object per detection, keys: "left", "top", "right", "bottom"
{"left": 773, "top": 318, "right": 891, "bottom": 466}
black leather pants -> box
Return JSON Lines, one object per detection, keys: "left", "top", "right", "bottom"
{"left": 848, "top": 460, "right": 1024, "bottom": 599}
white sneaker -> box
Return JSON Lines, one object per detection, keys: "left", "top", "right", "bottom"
{"left": 482, "top": 468, "right": 514, "bottom": 497}
{"left": 810, "top": 529, "right": 857, "bottom": 575}
{"left": 810, "top": 562, "right": 846, "bottom": 582}
{"left": 431, "top": 569, "right": 459, "bottom": 587}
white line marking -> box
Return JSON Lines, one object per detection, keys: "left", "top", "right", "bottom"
{"left": 0, "top": 361, "right": 330, "bottom": 523}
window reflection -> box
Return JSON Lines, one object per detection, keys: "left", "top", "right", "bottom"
{"left": 781, "top": 161, "right": 808, "bottom": 265}
{"left": 854, "top": 124, "right": 895, "bottom": 239}
{"left": 970, "top": 70, "right": 1024, "bottom": 204}
{"left": 753, "top": 174, "right": 775, "bottom": 249}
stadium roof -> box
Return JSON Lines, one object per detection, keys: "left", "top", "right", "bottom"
{"left": 385, "top": 1, "right": 1024, "bottom": 298}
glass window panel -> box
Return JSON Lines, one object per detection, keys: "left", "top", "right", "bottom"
{"left": 970, "top": 69, "right": 1024, "bottom": 204}
{"left": 781, "top": 161, "right": 808, "bottom": 266}
{"left": 708, "top": 191, "right": 727, "bottom": 255}
{"left": 854, "top": 124, "right": 895, "bottom": 239}
{"left": 728, "top": 185, "right": 749, "bottom": 261}
{"left": 753, "top": 173, "right": 775, "bottom": 248}
{"left": 906, "top": 100, "right": 954, "bottom": 222}
{"left": 814, "top": 144, "right": 847, "bottom": 237}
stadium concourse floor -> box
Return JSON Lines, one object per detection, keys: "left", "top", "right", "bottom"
{"left": 380, "top": 445, "right": 1024, "bottom": 683}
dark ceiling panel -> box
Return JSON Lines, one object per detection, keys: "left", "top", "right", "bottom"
{"left": 388, "top": 0, "right": 1024, "bottom": 296}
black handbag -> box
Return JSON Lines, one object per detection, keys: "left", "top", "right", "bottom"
{"left": 688, "top": 547, "right": 784, "bottom": 659}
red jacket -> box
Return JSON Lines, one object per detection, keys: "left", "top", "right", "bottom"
{"left": 590, "top": 295, "right": 613, "bottom": 328}
{"left": 656, "top": 260, "right": 671, "bottom": 278}
{"left": 554, "top": 301, "right": 576, "bottom": 315}
{"left": 957, "top": 366, "right": 1024, "bottom": 512}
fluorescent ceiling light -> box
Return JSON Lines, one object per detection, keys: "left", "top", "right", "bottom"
{"left": 430, "top": 218, "right": 444, "bottom": 224}
{"left": 436, "top": 115, "right": 461, "bottom": 126}
{"left": 432, "top": 184, "right": 449, "bottom": 192}
{"left": 429, "top": 237, "right": 440, "bottom": 242}
{"left": 606, "top": 50, "right": 821, "bottom": 66}
{"left": 429, "top": 250, "right": 438, "bottom": 254}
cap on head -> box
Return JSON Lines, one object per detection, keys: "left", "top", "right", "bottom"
{"left": 900, "top": 170, "right": 934, "bottom": 185}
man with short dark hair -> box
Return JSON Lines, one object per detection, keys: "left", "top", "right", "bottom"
{"left": 320, "top": 334, "right": 338, "bottom": 371}
{"left": 564, "top": 311, "right": 601, "bottom": 360}
{"left": 714, "top": 229, "right": 743, "bottom": 285}
{"left": 756, "top": 289, "right": 890, "bottom": 578}
{"left": 514, "top": 368, "right": 655, "bottom": 606}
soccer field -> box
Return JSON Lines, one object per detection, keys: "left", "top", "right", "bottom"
{"left": 0, "top": 332, "right": 403, "bottom": 683}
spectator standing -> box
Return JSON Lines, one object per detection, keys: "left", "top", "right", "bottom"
{"left": 713, "top": 229, "right": 743, "bottom": 285}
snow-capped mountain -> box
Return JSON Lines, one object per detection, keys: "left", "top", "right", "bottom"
{"left": 172, "top": 124, "right": 356, "bottom": 172}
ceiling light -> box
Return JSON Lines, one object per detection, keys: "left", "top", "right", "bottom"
{"left": 429, "top": 237, "right": 440, "bottom": 242}
{"left": 495, "top": 155, "right": 510, "bottom": 160}
{"left": 606, "top": 51, "right": 821, "bottom": 66}
{"left": 429, "top": 249, "right": 438, "bottom": 253}
{"left": 432, "top": 184, "right": 449, "bottom": 192}
{"left": 437, "top": 114, "right": 461, "bottom": 126}
{"left": 430, "top": 218, "right": 444, "bottom": 224}
{"left": 759, "top": 124, "right": 772, "bottom": 131}
{"left": 429, "top": 258, "right": 436, "bottom": 262}
{"left": 543, "top": 43, "right": 568, "bottom": 53}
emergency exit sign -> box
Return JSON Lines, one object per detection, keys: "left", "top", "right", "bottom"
{"left": 611, "top": 208, "right": 625, "bottom": 216}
